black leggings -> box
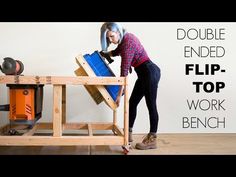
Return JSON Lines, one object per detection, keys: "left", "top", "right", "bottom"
{"left": 129, "top": 60, "right": 161, "bottom": 133}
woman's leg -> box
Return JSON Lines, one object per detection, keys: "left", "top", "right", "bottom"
{"left": 129, "top": 78, "right": 144, "bottom": 129}
{"left": 144, "top": 64, "right": 161, "bottom": 133}
{"left": 135, "top": 64, "right": 161, "bottom": 150}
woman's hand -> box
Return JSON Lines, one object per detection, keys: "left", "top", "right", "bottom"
{"left": 99, "top": 51, "right": 114, "bottom": 64}
{"left": 115, "top": 86, "right": 124, "bottom": 107}
{"left": 115, "top": 96, "right": 121, "bottom": 107}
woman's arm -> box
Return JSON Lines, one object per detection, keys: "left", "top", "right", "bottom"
{"left": 115, "top": 86, "right": 124, "bottom": 107}
{"left": 99, "top": 51, "right": 114, "bottom": 64}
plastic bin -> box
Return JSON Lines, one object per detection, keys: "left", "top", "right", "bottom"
{"left": 83, "top": 51, "right": 120, "bottom": 101}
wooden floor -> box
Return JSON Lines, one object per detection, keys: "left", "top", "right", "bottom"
{"left": 0, "top": 133, "right": 236, "bottom": 155}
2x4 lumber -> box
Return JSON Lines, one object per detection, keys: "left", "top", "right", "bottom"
{"left": 75, "top": 67, "right": 104, "bottom": 105}
{"left": 75, "top": 55, "right": 118, "bottom": 110}
{"left": 113, "top": 110, "right": 117, "bottom": 125}
{"left": 75, "top": 55, "right": 97, "bottom": 77}
{"left": 113, "top": 125, "right": 124, "bottom": 136}
{"left": 0, "top": 76, "right": 124, "bottom": 85}
{"left": 62, "top": 85, "right": 66, "bottom": 124}
{"left": 37, "top": 123, "right": 53, "bottom": 130}
{"left": 53, "top": 85, "right": 62, "bottom": 137}
{"left": 63, "top": 123, "right": 87, "bottom": 130}
{"left": 0, "top": 136, "right": 124, "bottom": 146}
{"left": 124, "top": 77, "right": 129, "bottom": 146}
{"left": 91, "top": 123, "right": 113, "bottom": 130}
{"left": 97, "top": 88, "right": 117, "bottom": 110}
{"left": 28, "top": 122, "right": 116, "bottom": 131}
{"left": 22, "top": 125, "right": 38, "bottom": 136}
{"left": 87, "top": 123, "right": 93, "bottom": 136}
{"left": 61, "top": 123, "right": 113, "bottom": 130}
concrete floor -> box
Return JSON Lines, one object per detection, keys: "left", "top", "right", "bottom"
{"left": 0, "top": 133, "right": 236, "bottom": 155}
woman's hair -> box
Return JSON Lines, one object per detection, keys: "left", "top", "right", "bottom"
{"left": 100, "top": 22, "right": 127, "bottom": 51}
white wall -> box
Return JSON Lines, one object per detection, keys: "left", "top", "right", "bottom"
{"left": 0, "top": 22, "right": 235, "bottom": 133}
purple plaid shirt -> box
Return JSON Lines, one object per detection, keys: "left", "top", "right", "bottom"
{"left": 111, "top": 33, "right": 150, "bottom": 76}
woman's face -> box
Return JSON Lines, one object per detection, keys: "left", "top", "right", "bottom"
{"left": 107, "top": 30, "right": 120, "bottom": 44}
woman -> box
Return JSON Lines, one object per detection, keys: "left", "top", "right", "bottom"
{"left": 100, "top": 22, "right": 161, "bottom": 150}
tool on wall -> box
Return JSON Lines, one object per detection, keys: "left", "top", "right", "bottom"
{"left": 0, "top": 57, "right": 44, "bottom": 135}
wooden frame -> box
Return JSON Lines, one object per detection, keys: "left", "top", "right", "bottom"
{"left": 0, "top": 56, "right": 130, "bottom": 154}
{"left": 75, "top": 54, "right": 118, "bottom": 110}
